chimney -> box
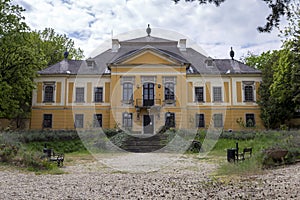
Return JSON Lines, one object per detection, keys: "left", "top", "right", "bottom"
{"left": 179, "top": 39, "right": 186, "bottom": 51}
{"left": 112, "top": 39, "right": 119, "bottom": 52}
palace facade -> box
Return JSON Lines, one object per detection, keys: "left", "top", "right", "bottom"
{"left": 31, "top": 28, "right": 262, "bottom": 133}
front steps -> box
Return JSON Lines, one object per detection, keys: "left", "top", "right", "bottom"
{"left": 121, "top": 133, "right": 169, "bottom": 153}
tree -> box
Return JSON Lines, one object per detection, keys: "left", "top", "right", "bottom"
{"left": 245, "top": 51, "right": 281, "bottom": 129}
{"left": 173, "top": 0, "right": 292, "bottom": 32}
{"left": 0, "top": 31, "right": 46, "bottom": 127}
{"left": 0, "top": 0, "right": 84, "bottom": 128}
{"left": 0, "top": 0, "right": 28, "bottom": 35}
{"left": 34, "top": 28, "right": 84, "bottom": 66}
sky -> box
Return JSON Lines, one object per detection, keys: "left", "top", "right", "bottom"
{"left": 15, "top": 0, "right": 286, "bottom": 60}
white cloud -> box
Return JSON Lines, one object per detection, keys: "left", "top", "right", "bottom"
{"left": 16, "top": 0, "right": 285, "bottom": 60}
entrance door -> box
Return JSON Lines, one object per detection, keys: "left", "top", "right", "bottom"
{"left": 143, "top": 115, "right": 154, "bottom": 134}
{"left": 143, "top": 83, "right": 154, "bottom": 106}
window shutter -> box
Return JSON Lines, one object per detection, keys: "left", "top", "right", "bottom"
{"left": 236, "top": 82, "right": 242, "bottom": 103}
{"left": 37, "top": 82, "right": 43, "bottom": 103}
{"left": 56, "top": 82, "right": 61, "bottom": 103}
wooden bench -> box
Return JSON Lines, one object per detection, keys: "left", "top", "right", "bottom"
{"left": 227, "top": 143, "right": 252, "bottom": 162}
{"left": 42, "top": 144, "right": 64, "bottom": 167}
{"left": 238, "top": 147, "right": 252, "bottom": 161}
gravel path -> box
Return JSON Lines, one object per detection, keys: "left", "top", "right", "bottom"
{"left": 0, "top": 153, "right": 299, "bottom": 199}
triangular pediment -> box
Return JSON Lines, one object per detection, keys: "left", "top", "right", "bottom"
{"left": 123, "top": 50, "right": 178, "bottom": 65}
{"left": 111, "top": 46, "right": 188, "bottom": 66}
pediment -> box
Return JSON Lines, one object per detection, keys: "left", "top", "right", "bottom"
{"left": 114, "top": 48, "right": 186, "bottom": 65}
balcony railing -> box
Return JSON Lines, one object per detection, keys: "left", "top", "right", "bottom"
{"left": 135, "top": 99, "right": 161, "bottom": 108}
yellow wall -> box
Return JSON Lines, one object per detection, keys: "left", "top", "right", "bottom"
{"left": 30, "top": 107, "right": 110, "bottom": 130}
{"left": 31, "top": 51, "right": 263, "bottom": 131}
{"left": 124, "top": 51, "right": 176, "bottom": 65}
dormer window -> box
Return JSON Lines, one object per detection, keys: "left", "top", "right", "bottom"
{"left": 86, "top": 59, "right": 95, "bottom": 68}
{"left": 205, "top": 57, "right": 214, "bottom": 68}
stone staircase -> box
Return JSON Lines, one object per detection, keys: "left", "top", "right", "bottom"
{"left": 121, "top": 133, "right": 169, "bottom": 153}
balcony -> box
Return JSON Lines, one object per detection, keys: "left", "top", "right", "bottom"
{"left": 135, "top": 99, "right": 161, "bottom": 108}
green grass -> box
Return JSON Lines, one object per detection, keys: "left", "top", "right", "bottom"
{"left": 1, "top": 130, "right": 299, "bottom": 175}
{"left": 208, "top": 130, "right": 300, "bottom": 176}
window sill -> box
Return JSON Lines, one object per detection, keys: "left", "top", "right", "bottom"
{"left": 74, "top": 101, "right": 85, "bottom": 103}
{"left": 122, "top": 100, "right": 134, "bottom": 104}
{"left": 43, "top": 101, "right": 55, "bottom": 103}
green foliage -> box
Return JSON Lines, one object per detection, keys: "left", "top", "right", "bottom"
{"left": 0, "top": 143, "right": 19, "bottom": 162}
{"left": 0, "top": 130, "right": 80, "bottom": 143}
{"left": 214, "top": 130, "right": 300, "bottom": 175}
{"left": 34, "top": 28, "right": 84, "bottom": 66}
{"left": 0, "top": 1, "right": 84, "bottom": 125}
{"left": 244, "top": 48, "right": 299, "bottom": 129}
{"left": 0, "top": 0, "right": 28, "bottom": 35}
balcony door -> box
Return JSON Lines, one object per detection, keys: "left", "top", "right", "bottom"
{"left": 143, "top": 83, "right": 154, "bottom": 106}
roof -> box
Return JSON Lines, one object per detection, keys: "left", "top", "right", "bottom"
{"left": 38, "top": 35, "right": 260, "bottom": 76}
{"left": 121, "top": 36, "right": 177, "bottom": 44}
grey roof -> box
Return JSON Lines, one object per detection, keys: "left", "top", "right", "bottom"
{"left": 110, "top": 45, "right": 189, "bottom": 64}
{"left": 121, "top": 36, "right": 177, "bottom": 44}
{"left": 38, "top": 36, "right": 260, "bottom": 75}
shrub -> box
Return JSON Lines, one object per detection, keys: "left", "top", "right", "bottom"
{"left": 0, "top": 144, "right": 19, "bottom": 162}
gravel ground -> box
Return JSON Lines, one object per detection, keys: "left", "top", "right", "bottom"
{"left": 0, "top": 153, "right": 299, "bottom": 200}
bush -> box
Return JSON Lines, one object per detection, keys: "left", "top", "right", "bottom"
{"left": 0, "top": 144, "right": 19, "bottom": 162}
{"left": 19, "top": 151, "right": 55, "bottom": 171}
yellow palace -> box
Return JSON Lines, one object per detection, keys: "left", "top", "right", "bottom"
{"left": 31, "top": 26, "right": 262, "bottom": 133}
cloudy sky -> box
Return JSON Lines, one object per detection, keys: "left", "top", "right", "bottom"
{"left": 15, "top": 0, "right": 285, "bottom": 60}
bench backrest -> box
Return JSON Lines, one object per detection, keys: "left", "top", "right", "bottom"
{"left": 243, "top": 148, "right": 252, "bottom": 154}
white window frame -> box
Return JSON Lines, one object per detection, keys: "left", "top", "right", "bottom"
{"left": 213, "top": 113, "right": 223, "bottom": 128}
{"left": 213, "top": 86, "right": 223, "bottom": 102}
{"left": 43, "top": 82, "right": 56, "bottom": 103}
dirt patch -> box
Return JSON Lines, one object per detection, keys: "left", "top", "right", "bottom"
{"left": 0, "top": 154, "right": 299, "bottom": 199}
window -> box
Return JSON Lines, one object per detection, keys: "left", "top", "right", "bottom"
{"left": 213, "top": 87, "right": 222, "bottom": 102}
{"left": 75, "top": 114, "right": 84, "bottom": 128}
{"left": 93, "top": 114, "right": 102, "bottom": 128}
{"left": 213, "top": 114, "right": 223, "bottom": 128}
{"left": 165, "top": 112, "right": 175, "bottom": 128}
{"left": 75, "top": 87, "right": 85, "bottom": 102}
{"left": 246, "top": 114, "right": 255, "bottom": 127}
{"left": 195, "top": 87, "right": 204, "bottom": 102}
{"left": 165, "top": 82, "right": 175, "bottom": 101}
{"left": 122, "top": 113, "right": 132, "bottom": 128}
{"left": 94, "top": 87, "right": 103, "bottom": 102}
{"left": 43, "top": 114, "right": 52, "bottom": 128}
{"left": 123, "top": 83, "right": 133, "bottom": 103}
{"left": 196, "top": 114, "right": 205, "bottom": 128}
{"left": 244, "top": 85, "right": 254, "bottom": 102}
{"left": 43, "top": 83, "right": 55, "bottom": 102}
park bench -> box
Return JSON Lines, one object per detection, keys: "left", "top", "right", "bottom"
{"left": 42, "top": 144, "right": 64, "bottom": 167}
{"left": 238, "top": 147, "right": 252, "bottom": 161}
{"left": 227, "top": 143, "right": 252, "bottom": 162}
